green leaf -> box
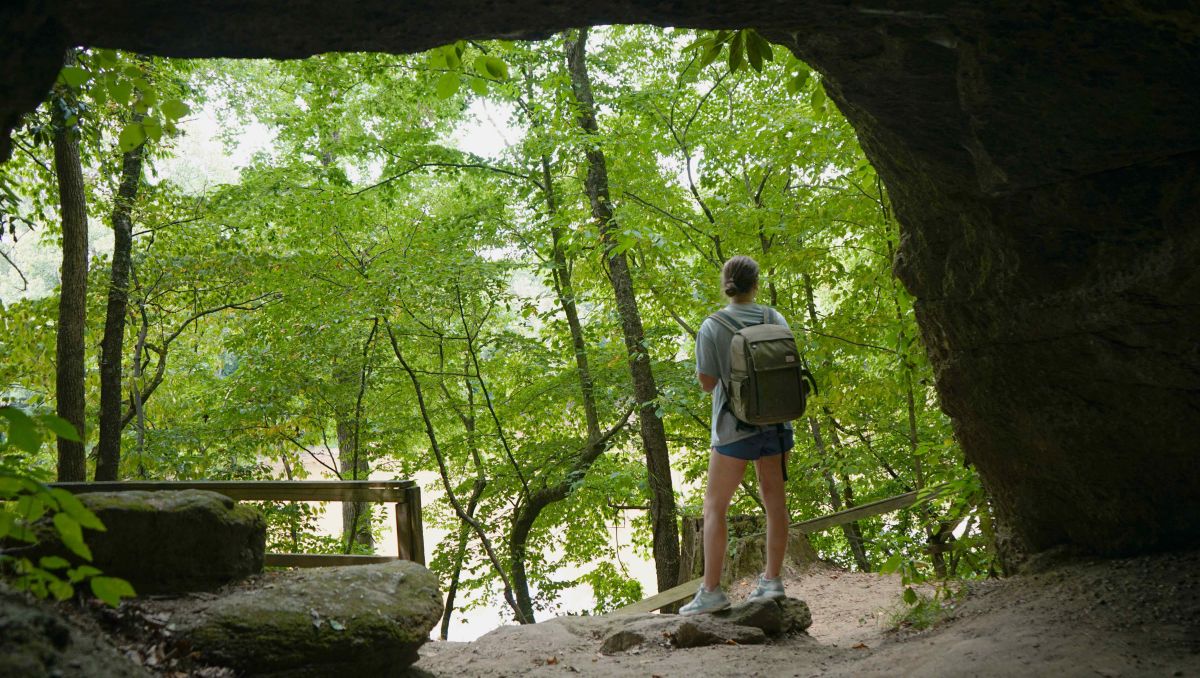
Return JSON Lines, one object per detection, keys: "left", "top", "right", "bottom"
{"left": 39, "top": 556, "right": 71, "bottom": 570}
{"left": 50, "top": 489, "right": 105, "bottom": 531}
{"left": 727, "top": 32, "right": 745, "bottom": 72}
{"left": 812, "top": 81, "right": 827, "bottom": 111}
{"left": 442, "top": 46, "right": 461, "bottom": 70}
{"left": 95, "top": 49, "right": 119, "bottom": 67}
{"left": 16, "top": 495, "right": 47, "bottom": 525}
{"left": 142, "top": 117, "right": 163, "bottom": 142}
{"left": 482, "top": 56, "right": 509, "bottom": 80}
{"left": 37, "top": 414, "right": 81, "bottom": 442}
{"left": 746, "top": 32, "right": 763, "bottom": 72}
{"left": 0, "top": 511, "right": 15, "bottom": 539}
{"left": 469, "top": 77, "right": 489, "bottom": 96}
{"left": 53, "top": 513, "right": 93, "bottom": 561}
{"left": 161, "top": 98, "right": 190, "bottom": 120}
{"left": 118, "top": 123, "right": 145, "bottom": 153}
{"left": 903, "top": 586, "right": 918, "bottom": 605}
{"left": 49, "top": 577, "right": 74, "bottom": 601}
{"left": 109, "top": 79, "right": 133, "bottom": 106}
{"left": 699, "top": 42, "right": 723, "bottom": 69}
{"left": 68, "top": 565, "right": 102, "bottom": 584}
{"left": 879, "top": 553, "right": 903, "bottom": 574}
{"left": 90, "top": 576, "right": 136, "bottom": 607}
{"left": 1, "top": 406, "right": 42, "bottom": 454}
{"left": 59, "top": 66, "right": 90, "bottom": 88}
{"left": 435, "top": 73, "right": 461, "bottom": 99}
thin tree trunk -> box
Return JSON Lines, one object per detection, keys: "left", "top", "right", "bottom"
{"left": 385, "top": 321, "right": 528, "bottom": 624}
{"left": 52, "top": 57, "right": 88, "bottom": 482}
{"left": 825, "top": 423, "right": 872, "bottom": 571}
{"left": 566, "top": 28, "right": 680, "bottom": 593}
{"left": 337, "top": 319, "right": 378, "bottom": 553}
{"left": 95, "top": 125, "right": 144, "bottom": 481}
{"left": 800, "top": 273, "right": 871, "bottom": 569}
{"left": 439, "top": 376, "right": 482, "bottom": 640}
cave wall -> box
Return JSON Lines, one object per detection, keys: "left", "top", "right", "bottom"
{"left": 2, "top": 0, "right": 1197, "bottom": 557}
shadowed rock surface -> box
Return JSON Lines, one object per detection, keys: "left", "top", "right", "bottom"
{"left": 168, "top": 560, "right": 443, "bottom": 677}
{"left": 1, "top": 2, "right": 1197, "bottom": 559}
{"left": 0, "top": 586, "right": 150, "bottom": 678}
{"left": 34, "top": 490, "right": 266, "bottom": 595}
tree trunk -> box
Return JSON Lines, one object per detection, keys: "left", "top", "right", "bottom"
{"left": 566, "top": 28, "right": 680, "bottom": 593}
{"left": 800, "top": 273, "right": 871, "bottom": 570}
{"left": 52, "top": 61, "right": 88, "bottom": 482}
{"left": 95, "top": 129, "right": 144, "bottom": 481}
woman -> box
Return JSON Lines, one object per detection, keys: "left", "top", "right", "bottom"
{"left": 680, "top": 255, "right": 794, "bottom": 615}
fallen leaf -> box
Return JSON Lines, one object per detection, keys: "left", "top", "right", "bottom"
{"left": 547, "top": 656, "right": 558, "bottom": 665}
{"left": 852, "top": 642, "right": 869, "bottom": 650}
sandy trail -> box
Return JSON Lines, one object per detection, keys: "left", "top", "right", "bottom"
{"left": 413, "top": 550, "right": 1200, "bottom": 677}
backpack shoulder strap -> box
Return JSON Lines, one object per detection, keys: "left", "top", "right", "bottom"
{"left": 707, "top": 309, "right": 743, "bottom": 333}
{"left": 762, "top": 306, "right": 771, "bottom": 325}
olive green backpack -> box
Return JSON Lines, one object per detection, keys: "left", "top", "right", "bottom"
{"left": 708, "top": 307, "right": 817, "bottom": 426}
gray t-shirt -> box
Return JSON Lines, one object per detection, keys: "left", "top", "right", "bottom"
{"left": 695, "top": 302, "right": 794, "bottom": 447}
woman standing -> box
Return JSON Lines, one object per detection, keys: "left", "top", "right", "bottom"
{"left": 680, "top": 255, "right": 794, "bottom": 615}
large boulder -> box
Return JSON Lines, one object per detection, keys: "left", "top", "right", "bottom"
{"left": 0, "top": 586, "right": 150, "bottom": 678}
{"left": 600, "top": 614, "right": 767, "bottom": 653}
{"left": 52, "top": 490, "right": 266, "bottom": 595}
{"left": 679, "top": 514, "right": 818, "bottom": 587}
{"left": 172, "top": 560, "right": 442, "bottom": 677}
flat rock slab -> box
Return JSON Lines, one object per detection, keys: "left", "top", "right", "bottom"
{"left": 172, "top": 560, "right": 442, "bottom": 677}
{"left": 601, "top": 615, "right": 767, "bottom": 653}
{"left": 45, "top": 490, "right": 266, "bottom": 595}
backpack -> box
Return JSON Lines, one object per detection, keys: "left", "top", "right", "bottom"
{"left": 708, "top": 307, "right": 817, "bottom": 426}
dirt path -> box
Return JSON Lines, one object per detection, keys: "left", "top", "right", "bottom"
{"left": 413, "top": 550, "right": 1200, "bottom": 677}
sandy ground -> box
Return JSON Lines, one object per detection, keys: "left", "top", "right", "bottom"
{"left": 413, "top": 549, "right": 1200, "bottom": 677}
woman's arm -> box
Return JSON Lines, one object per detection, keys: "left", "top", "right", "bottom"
{"left": 697, "top": 372, "right": 718, "bottom": 393}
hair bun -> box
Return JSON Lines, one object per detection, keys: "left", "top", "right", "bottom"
{"left": 723, "top": 282, "right": 740, "bottom": 296}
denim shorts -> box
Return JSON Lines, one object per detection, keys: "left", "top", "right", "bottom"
{"left": 714, "top": 427, "right": 795, "bottom": 460}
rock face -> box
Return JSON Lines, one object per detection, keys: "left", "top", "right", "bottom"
{"left": 1, "top": 2, "right": 1197, "bottom": 559}
{"left": 679, "top": 514, "right": 818, "bottom": 586}
{"left": 50, "top": 490, "right": 265, "bottom": 594}
{"left": 0, "top": 586, "right": 150, "bottom": 678}
{"left": 174, "top": 560, "right": 442, "bottom": 677}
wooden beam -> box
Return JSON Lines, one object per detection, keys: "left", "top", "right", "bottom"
{"left": 613, "top": 483, "right": 952, "bottom": 615}
{"left": 614, "top": 576, "right": 704, "bottom": 615}
{"left": 51, "top": 480, "right": 416, "bottom": 503}
{"left": 790, "top": 484, "right": 950, "bottom": 536}
{"left": 265, "top": 553, "right": 400, "bottom": 568}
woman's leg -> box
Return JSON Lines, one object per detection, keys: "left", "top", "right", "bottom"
{"left": 754, "top": 452, "right": 789, "bottom": 579}
{"left": 703, "top": 448, "right": 748, "bottom": 589}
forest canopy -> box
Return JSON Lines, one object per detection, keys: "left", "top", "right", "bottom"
{"left": 0, "top": 26, "right": 994, "bottom": 637}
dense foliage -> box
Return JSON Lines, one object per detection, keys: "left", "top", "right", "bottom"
{"left": 0, "top": 26, "right": 996, "bottom": 635}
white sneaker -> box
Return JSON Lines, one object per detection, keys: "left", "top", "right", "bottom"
{"left": 746, "top": 573, "right": 786, "bottom": 601}
{"left": 679, "top": 584, "right": 731, "bottom": 616}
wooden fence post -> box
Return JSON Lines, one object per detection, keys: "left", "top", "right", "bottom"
{"left": 396, "top": 485, "right": 425, "bottom": 565}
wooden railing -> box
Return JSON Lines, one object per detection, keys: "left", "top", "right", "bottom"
{"left": 51, "top": 480, "right": 424, "bottom": 568}
{"left": 614, "top": 483, "right": 951, "bottom": 615}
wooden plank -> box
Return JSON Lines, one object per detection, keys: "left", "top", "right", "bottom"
{"left": 790, "top": 484, "right": 950, "bottom": 536}
{"left": 264, "top": 553, "right": 400, "bottom": 568}
{"left": 51, "top": 480, "right": 416, "bottom": 503}
{"left": 613, "top": 576, "right": 704, "bottom": 615}
{"left": 613, "top": 484, "right": 952, "bottom": 615}
{"left": 395, "top": 485, "right": 426, "bottom": 565}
